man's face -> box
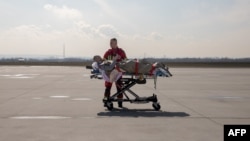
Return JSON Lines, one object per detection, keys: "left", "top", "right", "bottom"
{"left": 110, "top": 40, "right": 117, "bottom": 49}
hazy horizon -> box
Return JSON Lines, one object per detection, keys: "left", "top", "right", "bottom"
{"left": 0, "top": 0, "right": 250, "bottom": 58}
{"left": 1, "top": 54, "right": 250, "bottom": 60}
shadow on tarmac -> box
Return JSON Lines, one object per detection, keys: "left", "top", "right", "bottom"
{"left": 97, "top": 108, "right": 190, "bottom": 118}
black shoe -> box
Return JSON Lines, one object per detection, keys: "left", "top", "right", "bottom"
{"left": 118, "top": 101, "right": 123, "bottom": 108}
{"left": 103, "top": 97, "right": 108, "bottom": 107}
{"left": 104, "top": 103, "right": 107, "bottom": 107}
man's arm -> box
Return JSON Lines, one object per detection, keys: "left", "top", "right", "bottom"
{"left": 98, "top": 60, "right": 116, "bottom": 71}
{"left": 118, "top": 48, "right": 127, "bottom": 61}
{"left": 121, "top": 49, "right": 127, "bottom": 60}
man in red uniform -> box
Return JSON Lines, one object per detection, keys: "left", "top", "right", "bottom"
{"left": 103, "top": 38, "right": 127, "bottom": 107}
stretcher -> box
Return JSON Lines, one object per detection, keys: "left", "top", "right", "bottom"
{"left": 86, "top": 60, "right": 172, "bottom": 111}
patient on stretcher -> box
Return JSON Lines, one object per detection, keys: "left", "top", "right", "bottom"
{"left": 92, "top": 55, "right": 172, "bottom": 84}
{"left": 91, "top": 55, "right": 172, "bottom": 110}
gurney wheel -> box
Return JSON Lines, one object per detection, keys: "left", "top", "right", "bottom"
{"left": 152, "top": 103, "right": 161, "bottom": 111}
{"left": 107, "top": 102, "right": 113, "bottom": 111}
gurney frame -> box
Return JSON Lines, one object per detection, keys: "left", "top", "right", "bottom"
{"left": 103, "top": 76, "right": 161, "bottom": 111}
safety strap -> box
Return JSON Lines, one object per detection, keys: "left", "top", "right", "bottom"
{"left": 149, "top": 65, "right": 156, "bottom": 76}
{"left": 154, "top": 75, "right": 157, "bottom": 89}
{"left": 150, "top": 64, "right": 157, "bottom": 89}
{"left": 116, "top": 66, "right": 122, "bottom": 72}
{"left": 135, "top": 59, "right": 139, "bottom": 76}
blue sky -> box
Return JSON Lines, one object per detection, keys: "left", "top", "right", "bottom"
{"left": 0, "top": 0, "right": 249, "bottom": 58}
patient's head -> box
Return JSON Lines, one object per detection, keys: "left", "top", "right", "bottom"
{"left": 154, "top": 62, "right": 172, "bottom": 77}
{"left": 93, "top": 55, "right": 102, "bottom": 63}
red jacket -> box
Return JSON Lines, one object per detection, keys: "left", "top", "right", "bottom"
{"left": 103, "top": 47, "right": 127, "bottom": 62}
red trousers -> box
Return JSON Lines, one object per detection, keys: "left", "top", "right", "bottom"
{"left": 104, "top": 77, "right": 123, "bottom": 99}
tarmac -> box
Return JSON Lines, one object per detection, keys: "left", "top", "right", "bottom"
{"left": 0, "top": 66, "right": 249, "bottom": 141}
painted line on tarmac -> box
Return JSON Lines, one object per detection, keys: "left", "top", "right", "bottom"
{"left": 10, "top": 76, "right": 33, "bottom": 79}
{"left": 0, "top": 74, "right": 40, "bottom": 79}
{"left": 71, "top": 98, "right": 92, "bottom": 101}
{"left": 50, "top": 96, "right": 70, "bottom": 98}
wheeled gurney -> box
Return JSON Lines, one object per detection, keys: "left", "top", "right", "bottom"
{"left": 103, "top": 75, "right": 161, "bottom": 111}
{"left": 87, "top": 59, "right": 172, "bottom": 111}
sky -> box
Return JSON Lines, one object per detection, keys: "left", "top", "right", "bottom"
{"left": 0, "top": 0, "right": 249, "bottom": 58}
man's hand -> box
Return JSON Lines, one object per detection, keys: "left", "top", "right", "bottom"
{"left": 113, "top": 54, "right": 121, "bottom": 61}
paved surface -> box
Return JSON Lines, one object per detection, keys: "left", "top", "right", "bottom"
{"left": 0, "top": 66, "right": 249, "bottom": 141}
